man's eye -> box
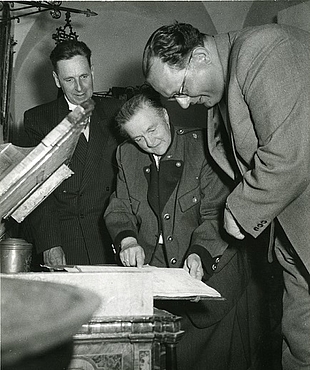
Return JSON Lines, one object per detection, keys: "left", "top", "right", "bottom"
{"left": 81, "top": 75, "right": 89, "bottom": 79}
{"left": 134, "top": 138, "right": 142, "bottom": 143}
{"left": 65, "top": 78, "right": 73, "bottom": 83}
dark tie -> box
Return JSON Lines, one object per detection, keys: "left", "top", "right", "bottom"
{"left": 74, "top": 133, "right": 88, "bottom": 165}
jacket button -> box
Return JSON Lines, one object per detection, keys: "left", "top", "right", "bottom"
{"left": 167, "top": 235, "right": 173, "bottom": 242}
{"left": 178, "top": 129, "right": 184, "bottom": 134}
{"left": 215, "top": 257, "right": 220, "bottom": 263}
{"left": 145, "top": 167, "right": 150, "bottom": 173}
{"left": 170, "top": 258, "right": 177, "bottom": 265}
{"left": 192, "top": 133, "right": 198, "bottom": 139}
{"left": 164, "top": 213, "right": 170, "bottom": 220}
{"left": 176, "top": 162, "right": 182, "bottom": 167}
{"left": 211, "top": 263, "right": 217, "bottom": 271}
{"left": 192, "top": 196, "right": 198, "bottom": 203}
{"left": 254, "top": 227, "right": 259, "bottom": 231}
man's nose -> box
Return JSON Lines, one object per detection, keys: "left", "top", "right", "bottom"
{"left": 175, "top": 97, "right": 191, "bottom": 109}
{"left": 74, "top": 79, "right": 82, "bottom": 91}
{"left": 145, "top": 135, "right": 156, "bottom": 148}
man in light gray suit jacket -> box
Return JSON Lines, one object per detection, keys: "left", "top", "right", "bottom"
{"left": 143, "top": 22, "right": 310, "bottom": 369}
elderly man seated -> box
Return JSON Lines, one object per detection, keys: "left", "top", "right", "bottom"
{"left": 104, "top": 90, "right": 268, "bottom": 370}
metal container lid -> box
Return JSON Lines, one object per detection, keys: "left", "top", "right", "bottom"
{"left": 0, "top": 238, "right": 32, "bottom": 249}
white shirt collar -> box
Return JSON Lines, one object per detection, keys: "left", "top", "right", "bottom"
{"left": 65, "top": 96, "right": 90, "bottom": 141}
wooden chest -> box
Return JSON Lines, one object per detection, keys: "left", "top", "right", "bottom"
{"left": 69, "top": 308, "right": 184, "bottom": 370}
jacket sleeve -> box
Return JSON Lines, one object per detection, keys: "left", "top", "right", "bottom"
{"left": 24, "top": 110, "right": 46, "bottom": 146}
{"left": 186, "top": 158, "right": 230, "bottom": 276}
{"left": 227, "top": 29, "right": 310, "bottom": 237}
{"left": 104, "top": 145, "right": 139, "bottom": 249}
{"left": 22, "top": 109, "right": 63, "bottom": 253}
{"left": 26, "top": 194, "right": 63, "bottom": 253}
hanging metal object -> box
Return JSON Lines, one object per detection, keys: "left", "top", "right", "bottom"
{"left": 52, "top": 11, "right": 78, "bottom": 44}
{"left": 0, "top": 2, "right": 97, "bottom": 23}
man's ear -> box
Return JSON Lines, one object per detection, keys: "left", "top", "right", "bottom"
{"left": 163, "top": 108, "right": 170, "bottom": 126}
{"left": 52, "top": 71, "right": 61, "bottom": 89}
{"left": 192, "top": 47, "right": 211, "bottom": 66}
{"left": 91, "top": 64, "right": 94, "bottom": 79}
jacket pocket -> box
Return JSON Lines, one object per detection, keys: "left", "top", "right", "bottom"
{"left": 178, "top": 188, "right": 201, "bottom": 213}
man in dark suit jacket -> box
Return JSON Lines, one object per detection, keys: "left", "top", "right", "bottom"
{"left": 22, "top": 40, "right": 122, "bottom": 267}
{"left": 143, "top": 22, "right": 310, "bottom": 370}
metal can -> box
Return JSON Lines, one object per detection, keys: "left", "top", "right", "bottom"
{"left": 0, "top": 238, "right": 32, "bottom": 273}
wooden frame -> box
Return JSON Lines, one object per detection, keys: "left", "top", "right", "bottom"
{"left": 0, "top": 2, "right": 14, "bottom": 142}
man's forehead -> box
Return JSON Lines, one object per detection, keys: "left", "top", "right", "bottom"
{"left": 147, "top": 58, "right": 184, "bottom": 97}
{"left": 56, "top": 55, "right": 90, "bottom": 70}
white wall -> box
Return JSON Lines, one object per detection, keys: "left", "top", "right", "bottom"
{"left": 278, "top": 1, "right": 310, "bottom": 31}
{"left": 8, "top": 0, "right": 308, "bottom": 142}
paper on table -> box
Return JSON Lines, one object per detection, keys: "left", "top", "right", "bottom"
{"left": 143, "top": 266, "right": 222, "bottom": 300}
{"left": 54, "top": 264, "right": 222, "bottom": 301}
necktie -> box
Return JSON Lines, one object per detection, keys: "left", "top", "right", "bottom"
{"left": 75, "top": 133, "right": 88, "bottom": 165}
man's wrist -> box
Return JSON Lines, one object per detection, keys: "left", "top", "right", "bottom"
{"left": 225, "top": 201, "right": 231, "bottom": 213}
{"left": 120, "top": 237, "right": 137, "bottom": 251}
{"left": 186, "top": 245, "right": 221, "bottom": 279}
{"left": 225, "top": 201, "right": 236, "bottom": 219}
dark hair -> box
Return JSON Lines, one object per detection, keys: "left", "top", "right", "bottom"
{"left": 142, "top": 22, "right": 205, "bottom": 78}
{"left": 116, "top": 89, "right": 165, "bottom": 138}
{"left": 50, "top": 40, "right": 92, "bottom": 72}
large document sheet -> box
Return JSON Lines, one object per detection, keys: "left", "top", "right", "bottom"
{"left": 3, "top": 265, "right": 222, "bottom": 318}
{"left": 43, "top": 265, "right": 222, "bottom": 300}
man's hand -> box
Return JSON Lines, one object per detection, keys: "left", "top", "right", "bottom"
{"left": 43, "top": 246, "right": 66, "bottom": 266}
{"left": 183, "top": 253, "right": 204, "bottom": 280}
{"left": 119, "top": 237, "right": 145, "bottom": 268}
{"left": 224, "top": 207, "right": 245, "bottom": 240}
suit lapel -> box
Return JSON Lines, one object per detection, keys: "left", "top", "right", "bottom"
{"left": 80, "top": 107, "right": 109, "bottom": 190}
{"left": 57, "top": 95, "right": 89, "bottom": 166}
{"left": 207, "top": 107, "right": 235, "bottom": 180}
{"left": 56, "top": 95, "right": 70, "bottom": 124}
{"left": 58, "top": 95, "right": 89, "bottom": 168}
{"left": 209, "top": 32, "right": 241, "bottom": 180}
{"left": 218, "top": 99, "right": 249, "bottom": 177}
{"left": 214, "top": 31, "right": 257, "bottom": 177}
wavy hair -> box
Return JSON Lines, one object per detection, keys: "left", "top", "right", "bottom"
{"left": 50, "top": 40, "right": 92, "bottom": 72}
{"left": 142, "top": 22, "right": 205, "bottom": 78}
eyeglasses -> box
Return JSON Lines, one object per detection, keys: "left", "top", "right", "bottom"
{"left": 167, "top": 50, "right": 193, "bottom": 101}
{"left": 167, "top": 49, "right": 209, "bottom": 102}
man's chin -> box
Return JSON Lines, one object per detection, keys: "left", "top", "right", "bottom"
{"left": 70, "top": 95, "right": 92, "bottom": 106}
{"left": 203, "top": 100, "right": 215, "bottom": 109}
{"left": 155, "top": 148, "right": 169, "bottom": 156}
{"left": 75, "top": 98, "right": 88, "bottom": 105}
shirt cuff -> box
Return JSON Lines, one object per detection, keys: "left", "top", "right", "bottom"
{"left": 114, "top": 230, "right": 137, "bottom": 253}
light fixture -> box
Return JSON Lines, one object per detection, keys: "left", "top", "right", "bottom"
{"left": 0, "top": 1, "right": 97, "bottom": 23}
